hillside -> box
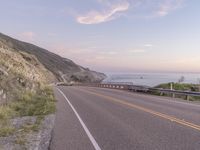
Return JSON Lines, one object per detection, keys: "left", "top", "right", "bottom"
{"left": 0, "top": 32, "right": 106, "bottom": 149}
{"left": 0, "top": 32, "right": 106, "bottom": 83}
{"left": 0, "top": 34, "right": 57, "bottom": 149}
{"left": 0, "top": 39, "right": 56, "bottom": 103}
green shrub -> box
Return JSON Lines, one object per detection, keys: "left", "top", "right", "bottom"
{"left": 0, "top": 86, "right": 56, "bottom": 137}
{"left": 155, "top": 83, "right": 200, "bottom": 101}
{"left": 0, "top": 126, "right": 15, "bottom": 137}
{"left": 0, "top": 106, "right": 14, "bottom": 120}
{"left": 156, "top": 83, "right": 198, "bottom": 91}
{"left": 11, "top": 87, "right": 55, "bottom": 117}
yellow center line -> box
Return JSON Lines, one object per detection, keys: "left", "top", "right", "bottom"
{"left": 78, "top": 88, "right": 200, "bottom": 131}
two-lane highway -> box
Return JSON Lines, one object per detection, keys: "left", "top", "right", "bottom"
{"left": 50, "top": 86, "right": 200, "bottom": 150}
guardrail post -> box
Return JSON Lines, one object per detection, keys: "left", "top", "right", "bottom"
{"left": 172, "top": 93, "right": 175, "bottom": 98}
{"left": 79, "top": 83, "right": 200, "bottom": 101}
{"left": 170, "top": 83, "right": 173, "bottom": 90}
{"left": 186, "top": 95, "right": 190, "bottom": 101}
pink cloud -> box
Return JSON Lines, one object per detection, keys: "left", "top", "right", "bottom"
{"left": 156, "top": 0, "right": 184, "bottom": 17}
{"left": 77, "top": 1, "right": 129, "bottom": 24}
{"left": 19, "top": 31, "right": 36, "bottom": 41}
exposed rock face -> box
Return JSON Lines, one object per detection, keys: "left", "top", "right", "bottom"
{"left": 63, "top": 70, "right": 106, "bottom": 83}
{"left": 0, "top": 33, "right": 106, "bottom": 83}
{"left": 0, "top": 115, "right": 55, "bottom": 150}
{"left": 0, "top": 32, "right": 106, "bottom": 149}
{"left": 0, "top": 39, "right": 56, "bottom": 104}
{"left": 0, "top": 32, "right": 106, "bottom": 104}
{"left": 0, "top": 42, "right": 55, "bottom": 83}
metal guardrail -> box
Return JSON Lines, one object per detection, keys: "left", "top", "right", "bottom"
{"left": 80, "top": 83, "right": 130, "bottom": 90}
{"left": 149, "top": 88, "right": 200, "bottom": 98}
{"left": 76, "top": 82, "right": 200, "bottom": 100}
{"left": 101, "top": 82, "right": 134, "bottom": 85}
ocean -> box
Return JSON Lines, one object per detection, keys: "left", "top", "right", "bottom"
{"left": 103, "top": 73, "right": 200, "bottom": 87}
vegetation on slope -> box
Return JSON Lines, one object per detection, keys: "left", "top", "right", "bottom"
{"left": 155, "top": 82, "right": 200, "bottom": 92}
{"left": 0, "top": 32, "right": 106, "bottom": 83}
{"left": 0, "top": 38, "right": 56, "bottom": 146}
{"left": 154, "top": 82, "right": 200, "bottom": 101}
{"left": 0, "top": 32, "right": 106, "bottom": 148}
{"left": 0, "top": 87, "right": 55, "bottom": 137}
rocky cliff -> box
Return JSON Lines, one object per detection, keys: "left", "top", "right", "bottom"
{"left": 0, "top": 32, "right": 107, "bottom": 104}
{"left": 0, "top": 32, "right": 106, "bottom": 149}
{"left": 0, "top": 33, "right": 106, "bottom": 84}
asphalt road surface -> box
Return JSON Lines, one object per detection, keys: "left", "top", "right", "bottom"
{"left": 50, "top": 86, "right": 200, "bottom": 150}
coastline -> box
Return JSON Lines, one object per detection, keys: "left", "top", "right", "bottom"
{"left": 103, "top": 73, "right": 200, "bottom": 87}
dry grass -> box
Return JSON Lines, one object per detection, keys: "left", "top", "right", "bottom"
{"left": 0, "top": 86, "right": 55, "bottom": 137}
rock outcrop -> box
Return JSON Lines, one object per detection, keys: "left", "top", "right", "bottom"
{"left": 0, "top": 33, "right": 106, "bottom": 83}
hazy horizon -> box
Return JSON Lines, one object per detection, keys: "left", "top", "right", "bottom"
{"left": 1, "top": 0, "right": 200, "bottom": 73}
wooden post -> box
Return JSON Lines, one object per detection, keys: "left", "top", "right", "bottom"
{"left": 186, "top": 95, "right": 190, "bottom": 101}
{"left": 170, "top": 82, "right": 173, "bottom": 90}
{"left": 170, "top": 83, "right": 175, "bottom": 98}
{"left": 172, "top": 93, "right": 175, "bottom": 98}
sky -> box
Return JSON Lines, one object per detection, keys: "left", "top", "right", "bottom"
{"left": 0, "top": 0, "right": 200, "bottom": 73}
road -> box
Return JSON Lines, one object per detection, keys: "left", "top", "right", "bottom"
{"left": 50, "top": 86, "right": 200, "bottom": 150}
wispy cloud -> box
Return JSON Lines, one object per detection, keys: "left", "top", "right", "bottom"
{"left": 47, "top": 33, "right": 57, "bottom": 37}
{"left": 155, "top": 0, "right": 184, "bottom": 17}
{"left": 100, "top": 51, "right": 118, "bottom": 55}
{"left": 75, "top": 0, "right": 184, "bottom": 24}
{"left": 77, "top": 1, "right": 129, "bottom": 24}
{"left": 19, "top": 31, "right": 36, "bottom": 41}
{"left": 129, "top": 49, "right": 146, "bottom": 53}
{"left": 144, "top": 44, "right": 153, "bottom": 47}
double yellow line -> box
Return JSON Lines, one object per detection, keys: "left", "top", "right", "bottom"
{"left": 79, "top": 88, "right": 200, "bottom": 131}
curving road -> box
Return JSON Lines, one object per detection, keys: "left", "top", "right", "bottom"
{"left": 50, "top": 86, "right": 200, "bottom": 150}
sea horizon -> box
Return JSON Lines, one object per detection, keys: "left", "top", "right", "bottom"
{"left": 103, "top": 72, "right": 200, "bottom": 87}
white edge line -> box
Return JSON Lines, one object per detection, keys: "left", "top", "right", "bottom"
{"left": 56, "top": 87, "right": 101, "bottom": 150}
